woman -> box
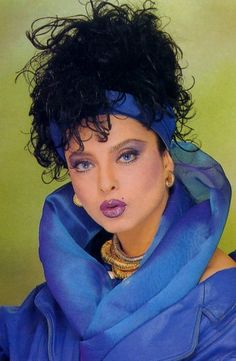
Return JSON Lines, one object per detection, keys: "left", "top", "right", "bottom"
{"left": 1, "top": 1, "right": 236, "bottom": 360}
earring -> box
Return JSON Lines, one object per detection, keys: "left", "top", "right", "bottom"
{"left": 165, "top": 171, "right": 175, "bottom": 188}
{"left": 73, "top": 194, "right": 83, "bottom": 207}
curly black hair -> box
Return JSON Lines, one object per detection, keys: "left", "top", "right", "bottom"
{"left": 19, "top": 0, "right": 194, "bottom": 181}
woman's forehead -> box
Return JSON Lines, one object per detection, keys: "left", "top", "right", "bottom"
{"left": 68, "top": 114, "right": 156, "bottom": 150}
{"left": 79, "top": 114, "right": 152, "bottom": 136}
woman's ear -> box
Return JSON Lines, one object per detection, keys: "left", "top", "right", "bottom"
{"left": 163, "top": 151, "right": 175, "bottom": 188}
{"left": 162, "top": 150, "right": 174, "bottom": 173}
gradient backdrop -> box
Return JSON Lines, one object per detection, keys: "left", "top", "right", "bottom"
{"left": 1, "top": 0, "right": 236, "bottom": 305}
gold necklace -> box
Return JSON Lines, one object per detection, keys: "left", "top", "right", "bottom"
{"left": 101, "top": 235, "right": 144, "bottom": 279}
{"left": 112, "top": 234, "right": 144, "bottom": 262}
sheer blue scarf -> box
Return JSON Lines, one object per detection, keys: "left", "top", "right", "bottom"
{"left": 39, "top": 142, "right": 231, "bottom": 359}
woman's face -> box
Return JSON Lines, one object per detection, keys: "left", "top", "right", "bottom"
{"left": 65, "top": 115, "right": 174, "bottom": 236}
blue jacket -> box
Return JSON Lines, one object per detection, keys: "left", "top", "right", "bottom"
{"left": 1, "top": 146, "right": 235, "bottom": 360}
{"left": 0, "top": 267, "right": 236, "bottom": 360}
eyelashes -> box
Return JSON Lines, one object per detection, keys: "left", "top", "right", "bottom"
{"left": 118, "top": 149, "right": 139, "bottom": 163}
{"left": 72, "top": 160, "right": 93, "bottom": 172}
{"left": 70, "top": 149, "right": 140, "bottom": 173}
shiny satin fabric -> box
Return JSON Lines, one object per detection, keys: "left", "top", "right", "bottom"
{"left": 36, "top": 142, "right": 231, "bottom": 359}
{"left": 1, "top": 267, "right": 236, "bottom": 360}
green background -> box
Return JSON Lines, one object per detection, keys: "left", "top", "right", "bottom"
{"left": 0, "top": 0, "right": 236, "bottom": 305}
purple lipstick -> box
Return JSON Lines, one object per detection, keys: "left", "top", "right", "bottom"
{"left": 100, "top": 199, "right": 127, "bottom": 218}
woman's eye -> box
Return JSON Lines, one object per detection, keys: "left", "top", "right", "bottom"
{"left": 73, "top": 160, "right": 93, "bottom": 172}
{"left": 118, "top": 150, "right": 139, "bottom": 163}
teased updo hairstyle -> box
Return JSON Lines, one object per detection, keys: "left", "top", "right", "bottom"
{"left": 19, "top": 0, "right": 194, "bottom": 181}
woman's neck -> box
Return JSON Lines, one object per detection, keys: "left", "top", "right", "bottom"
{"left": 116, "top": 216, "right": 162, "bottom": 257}
{"left": 116, "top": 188, "right": 169, "bottom": 257}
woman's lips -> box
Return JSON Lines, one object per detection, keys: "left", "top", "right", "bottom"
{"left": 100, "top": 199, "right": 127, "bottom": 218}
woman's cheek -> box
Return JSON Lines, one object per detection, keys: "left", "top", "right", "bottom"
{"left": 74, "top": 177, "right": 96, "bottom": 202}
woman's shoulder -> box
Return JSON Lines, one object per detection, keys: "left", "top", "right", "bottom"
{"left": 200, "top": 248, "right": 236, "bottom": 283}
{"left": 0, "top": 283, "right": 80, "bottom": 361}
{"left": 0, "top": 284, "right": 47, "bottom": 359}
{"left": 199, "top": 249, "right": 236, "bottom": 320}
{"left": 190, "top": 253, "right": 236, "bottom": 359}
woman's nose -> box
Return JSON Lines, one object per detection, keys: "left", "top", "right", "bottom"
{"left": 98, "top": 166, "right": 118, "bottom": 193}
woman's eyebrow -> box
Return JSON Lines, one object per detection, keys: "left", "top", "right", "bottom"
{"left": 70, "top": 139, "right": 147, "bottom": 158}
{"left": 109, "top": 138, "right": 147, "bottom": 153}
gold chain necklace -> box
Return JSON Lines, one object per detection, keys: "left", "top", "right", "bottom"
{"left": 101, "top": 235, "right": 144, "bottom": 279}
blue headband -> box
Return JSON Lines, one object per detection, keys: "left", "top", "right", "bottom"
{"left": 50, "top": 90, "right": 176, "bottom": 160}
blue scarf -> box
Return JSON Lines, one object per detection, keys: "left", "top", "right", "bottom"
{"left": 49, "top": 90, "right": 176, "bottom": 160}
{"left": 39, "top": 143, "right": 231, "bottom": 359}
